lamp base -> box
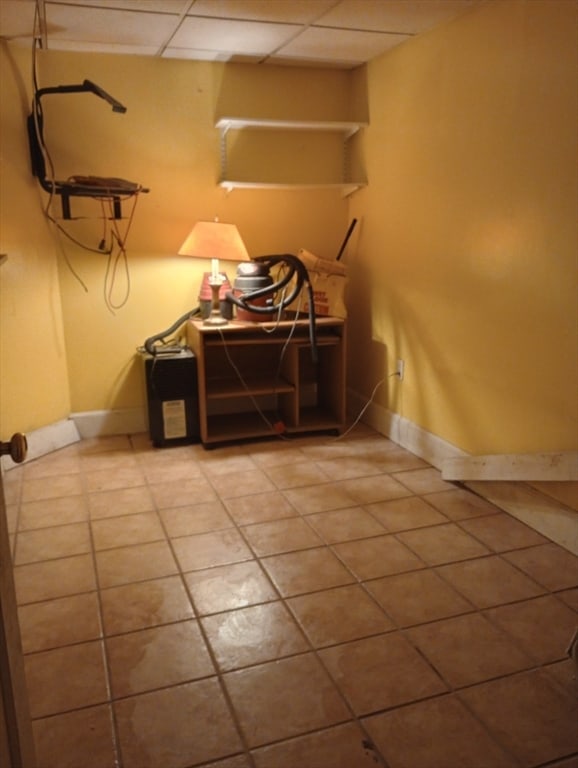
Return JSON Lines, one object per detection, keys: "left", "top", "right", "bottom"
{"left": 203, "top": 278, "right": 229, "bottom": 327}
{"left": 203, "top": 314, "right": 228, "bottom": 327}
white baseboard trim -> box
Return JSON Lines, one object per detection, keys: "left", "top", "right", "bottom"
{"left": 71, "top": 408, "right": 147, "bottom": 439}
{"left": 347, "top": 387, "right": 466, "bottom": 469}
{"left": 1, "top": 418, "right": 81, "bottom": 471}
{"left": 464, "top": 480, "right": 578, "bottom": 556}
{"left": 348, "top": 386, "right": 578, "bottom": 554}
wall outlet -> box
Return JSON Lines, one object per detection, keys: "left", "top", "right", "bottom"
{"left": 396, "top": 359, "right": 405, "bottom": 380}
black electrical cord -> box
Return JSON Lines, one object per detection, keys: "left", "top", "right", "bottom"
{"left": 143, "top": 307, "right": 200, "bottom": 355}
{"left": 226, "top": 254, "right": 318, "bottom": 362}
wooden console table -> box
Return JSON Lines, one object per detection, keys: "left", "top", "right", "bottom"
{"left": 186, "top": 316, "right": 346, "bottom": 445}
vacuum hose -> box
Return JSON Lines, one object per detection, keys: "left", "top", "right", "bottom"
{"left": 226, "top": 254, "right": 317, "bottom": 362}
{"left": 143, "top": 255, "right": 317, "bottom": 361}
{"left": 143, "top": 307, "right": 199, "bottom": 355}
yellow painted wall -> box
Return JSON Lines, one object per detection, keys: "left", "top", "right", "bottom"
{"left": 1, "top": 46, "right": 354, "bottom": 426}
{"left": 0, "top": 43, "right": 71, "bottom": 437}
{"left": 348, "top": 0, "right": 578, "bottom": 454}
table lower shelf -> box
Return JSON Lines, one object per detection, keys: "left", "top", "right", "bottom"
{"left": 203, "top": 408, "right": 343, "bottom": 444}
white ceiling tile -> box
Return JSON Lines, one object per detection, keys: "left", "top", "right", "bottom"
{"left": 316, "top": 0, "right": 477, "bottom": 34}
{"left": 187, "top": 0, "right": 336, "bottom": 24}
{"left": 170, "top": 16, "right": 301, "bottom": 55}
{"left": 48, "top": 39, "right": 161, "bottom": 55}
{"left": 278, "top": 26, "right": 409, "bottom": 63}
{"left": 45, "top": 5, "right": 180, "bottom": 45}
{"left": 162, "top": 47, "right": 263, "bottom": 65}
{"left": 267, "top": 53, "right": 362, "bottom": 70}
{"left": 0, "top": 0, "right": 37, "bottom": 40}
{"left": 4, "top": 0, "right": 483, "bottom": 67}
{"left": 47, "top": 0, "right": 189, "bottom": 12}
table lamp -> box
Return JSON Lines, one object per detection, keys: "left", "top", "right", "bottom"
{"left": 178, "top": 220, "right": 249, "bottom": 326}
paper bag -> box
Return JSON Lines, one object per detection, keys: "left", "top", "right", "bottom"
{"left": 292, "top": 248, "right": 348, "bottom": 318}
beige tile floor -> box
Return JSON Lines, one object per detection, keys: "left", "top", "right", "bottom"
{"left": 3, "top": 428, "right": 578, "bottom": 768}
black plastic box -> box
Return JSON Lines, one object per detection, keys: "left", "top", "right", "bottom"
{"left": 144, "top": 350, "right": 200, "bottom": 447}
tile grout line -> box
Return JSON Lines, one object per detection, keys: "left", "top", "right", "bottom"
{"left": 82, "top": 449, "right": 125, "bottom": 768}
{"left": 142, "top": 448, "right": 259, "bottom": 768}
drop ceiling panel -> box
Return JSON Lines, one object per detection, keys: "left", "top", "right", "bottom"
{"left": 315, "top": 0, "right": 478, "bottom": 34}
{"left": 48, "top": 39, "right": 161, "bottom": 55}
{"left": 186, "top": 0, "right": 337, "bottom": 25}
{"left": 45, "top": 4, "right": 180, "bottom": 46}
{"left": 0, "top": 0, "right": 37, "bottom": 41}
{"left": 170, "top": 16, "right": 301, "bottom": 56}
{"left": 0, "top": 0, "right": 484, "bottom": 68}
{"left": 162, "top": 47, "right": 263, "bottom": 64}
{"left": 48, "top": 0, "right": 189, "bottom": 12}
{"left": 276, "top": 26, "right": 410, "bottom": 64}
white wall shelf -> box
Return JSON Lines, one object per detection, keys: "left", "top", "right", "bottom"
{"left": 218, "top": 180, "right": 365, "bottom": 197}
{"left": 216, "top": 117, "right": 367, "bottom": 196}
{"left": 216, "top": 117, "right": 366, "bottom": 139}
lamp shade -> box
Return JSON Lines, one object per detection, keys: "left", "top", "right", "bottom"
{"left": 178, "top": 220, "right": 249, "bottom": 262}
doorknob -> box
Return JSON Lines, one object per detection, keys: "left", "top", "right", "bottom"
{"left": 0, "top": 433, "right": 28, "bottom": 464}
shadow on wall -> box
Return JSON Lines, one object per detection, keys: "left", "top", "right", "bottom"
{"left": 345, "top": 243, "right": 390, "bottom": 411}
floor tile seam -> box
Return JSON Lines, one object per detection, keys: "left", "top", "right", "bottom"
{"left": 13, "top": 543, "right": 94, "bottom": 568}
{"left": 282, "top": 584, "right": 400, "bottom": 651}
{"left": 161, "top": 478, "right": 290, "bottom": 591}
{"left": 539, "top": 660, "right": 578, "bottom": 702}
{"left": 85, "top": 497, "right": 125, "bottom": 768}
{"left": 159, "top": 496, "right": 285, "bottom": 763}
{"left": 382, "top": 532, "right": 500, "bottom": 569}
{"left": 98, "top": 613, "right": 207, "bottom": 640}
{"left": 392, "top": 517, "right": 493, "bottom": 550}
{"left": 236, "top": 512, "right": 328, "bottom": 557}
{"left": 245, "top": 720, "right": 389, "bottom": 767}
{"left": 276, "top": 566, "right": 411, "bottom": 638}
{"left": 258, "top": 456, "right": 334, "bottom": 485}
{"left": 452, "top": 513, "right": 553, "bottom": 554}
{"left": 16, "top": 583, "right": 98, "bottom": 608}
{"left": 188, "top": 614, "right": 266, "bottom": 763}
{"left": 298, "top": 504, "right": 415, "bottom": 543}
{"left": 283, "top": 644, "right": 396, "bottom": 768}
{"left": 326, "top": 528, "right": 432, "bottom": 578}
{"left": 194, "top": 639, "right": 323, "bottom": 678}
{"left": 84, "top": 478, "right": 150, "bottom": 495}
{"left": 257, "top": 541, "right": 361, "bottom": 586}
{"left": 194, "top": 455, "right": 265, "bottom": 495}
{"left": 78, "top": 455, "right": 142, "bottom": 472}
{"left": 23, "top": 635, "right": 108, "bottom": 661}
{"left": 431, "top": 555, "right": 549, "bottom": 610}
{"left": 357, "top": 509, "right": 459, "bottom": 538}
{"left": 106, "top": 669, "right": 223, "bottom": 704}
{"left": 452, "top": 675, "right": 576, "bottom": 767}
{"left": 380, "top": 477, "right": 441, "bottom": 498}
{"left": 22, "top": 630, "right": 106, "bottom": 657}
{"left": 193, "top": 517, "right": 319, "bottom": 652}
{"left": 408, "top": 488, "right": 485, "bottom": 520}
{"left": 359, "top": 571, "right": 480, "bottom": 630}
{"left": 477, "top": 587, "right": 578, "bottom": 616}
{"left": 278, "top": 488, "right": 360, "bottom": 516}
{"left": 501, "top": 544, "right": 578, "bottom": 592}
{"left": 398, "top": 620, "right": 552, "bottom": 690}
{"left": 16, "top": 493, "right": 88, "bottom": 533}
{"left": 476, "top": 599, "right": 578, "bottom": 667}
{"left": 90, "top": 531, "right": 170, "bottom": 554}
{"left": 223, "top": 643, "right": 390, "bottom": 766}
{"left": 145, "top": 500, "right": 216, "bottom": 623}
{"left": 359, "top": 690, "right": 526, "bottom": 768}
{"left": 29, "top": 697, "right": 117, "bottom": 724}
